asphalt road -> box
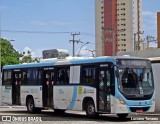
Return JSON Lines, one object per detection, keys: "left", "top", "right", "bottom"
{"left": 0, "top": 107, "right": 160, "bottom": 124}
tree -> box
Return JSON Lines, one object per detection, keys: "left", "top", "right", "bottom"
{"left": 0, "top": 38, "right": 21, "bottom": 67}
{"left": 20, "top": 50, "right": 40, "bottom": 63}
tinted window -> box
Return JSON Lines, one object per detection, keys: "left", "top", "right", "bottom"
{"left": 3, "top": 70, "right": 12, "bottom": 85}
{"left": 56, "top": 67, "right": 70, "bottom": 85}
{"left": 82, "top": 66, "right": 96, "bottom": 84}
{"left": 21, "top": 70, "right": 27, "bottom": 85}
{"left": 37, "top": 69, "right": 42, "bottom": 85}
{"left": 26, "top": 68, "right": 38, "bottom": 85}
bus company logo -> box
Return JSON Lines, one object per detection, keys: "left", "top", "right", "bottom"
{"left": 59, "top": 89, "right": 64, "bottom": 94}
{"left": 83, "top": 88, "right": 87, "bottom": 94}
{"left": 2, "top": 116, "right": 12, "bottom": 122}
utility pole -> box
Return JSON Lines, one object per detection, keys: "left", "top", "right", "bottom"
{"left": 69, "top": 32, "right": 81, "bottom": 57}
{"left": 146, "top": 35, "right": 157, "bottom": 48}
{"left": 134, "top": 31, "right": 144, "bottom": 51}
{"left": 134, "top": 33, "right": 137, "bottom": 51}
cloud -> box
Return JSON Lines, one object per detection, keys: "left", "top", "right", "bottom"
{"left": 76, "top": 46, "right": 93, "bottom": 57}
{"left": 32, "top": 49, "right": 43, "bottom": 57}
{"left": 22, "top": 47, "right": 43, "bottom": 57}
{"left": 22, "top": 47, "right": 32, "bottom": 56}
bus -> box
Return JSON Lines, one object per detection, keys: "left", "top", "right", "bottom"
{"left": 149, "top": 57, "right": 160, "bottom": 112}
{"left": 1, "top": 56, "right": 155, "bottom": 118}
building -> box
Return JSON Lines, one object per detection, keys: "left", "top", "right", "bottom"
{"left": 157, "top": 12, "right": 160, "bottom": 48}
{"left": 95, "top": 0, "right": 143, "bottom": 56}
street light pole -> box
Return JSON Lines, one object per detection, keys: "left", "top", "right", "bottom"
{"left": 77, "top": 42, "right": 90, "bottom": 57}
{"left": 85, "top": 49, "right": 99, "bottom": 57}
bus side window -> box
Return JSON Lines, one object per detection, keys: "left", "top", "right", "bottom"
{"left": 56, "top": 68, "right": 64, "bottom": 84}
{"left": 56, "top": 67, "right": 70, "bottom": 85}
{"left": 82, "top": 66, "right": 96, "bottom": 84}
{"left": 3, "top": 70, "right": 12, "bottom": 85}
{"left": 83, "top": 70, "right": 87, "bottom": 83}
{"left": 21, "top": 71, "right": 27, "bottom": 85}
{"left": 66, "top": 68, "right": 70, "bottom": 84}
{"left": 27, "top": 68, "right": 37, "bottom": 85}
{"left": 37, "top": 69, "right": 42, "bottom": 85}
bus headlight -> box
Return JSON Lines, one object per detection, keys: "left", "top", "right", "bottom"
{"left": 118, "top": 98, "right": 126, "bottom": 105}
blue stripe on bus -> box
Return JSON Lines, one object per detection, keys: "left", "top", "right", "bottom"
{"left": 70, "top": 57, "right": 114, "bottom": 65}
{"left": 68, "top": 86, "right": 77, "bottom": 109}
{"left": 3, "top": 62, "right": 55, "bottom": 69}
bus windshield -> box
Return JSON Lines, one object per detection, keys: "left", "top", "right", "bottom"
{"left": 117, "top": 59, "right": 154, "bottom": 99}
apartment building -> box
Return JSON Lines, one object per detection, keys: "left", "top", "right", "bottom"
{"left": 158, "top": 12, "right": 160, "bottom": 48}
{"left": 95, "top": 0, "right": 143, "bottom": 56}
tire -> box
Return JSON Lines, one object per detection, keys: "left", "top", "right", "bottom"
{"left": 27, "top": 98, "right": 36, "bottom": 113}
{"left": 86, "top": 101, "right": 97, "bottom": 118}
{"left": 54, "top": 109, "right": 65, "bottom": 114}
{"left": 117, "top": 114, "right": 128, "bottom": 119}
{"left": 35, "top": 108, "right": 42, "bottom": 113}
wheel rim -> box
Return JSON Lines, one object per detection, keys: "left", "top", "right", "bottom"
{"left": 88, "top": 104, "right": 95, "bottom": 114}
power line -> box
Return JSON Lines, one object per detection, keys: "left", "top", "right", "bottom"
{"left": 0, "top": 29, "right": 72, "bottom": 34}
{"left": 0, "top": 29, "right": 97, "bottom": 37}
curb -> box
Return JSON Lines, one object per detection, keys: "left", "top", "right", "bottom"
{"left": 0, "top": 106, "right": 26, "bottom": 109}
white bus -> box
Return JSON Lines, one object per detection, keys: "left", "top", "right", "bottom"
{"left": 1, "top": 56, "right": 155, "bottom": 118}
{"left": 149, "top": 57, "right": 160, "bottom": 112}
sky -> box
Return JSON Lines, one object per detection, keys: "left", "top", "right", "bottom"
{"left": 0, "top": 0, "right": 160, "bottom": 57}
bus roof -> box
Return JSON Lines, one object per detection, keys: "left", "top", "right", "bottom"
{"left": 3, "top": 56, "right": 149, "bottom": 70}
{"left": 148, "top": 57, "right": 160, "bottom": 63}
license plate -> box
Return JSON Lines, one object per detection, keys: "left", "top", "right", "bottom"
{"left": 136, "top": 109, "right": 143, "bottom": 113}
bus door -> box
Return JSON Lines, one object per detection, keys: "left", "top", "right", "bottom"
{"left": 12, "top": 71, "right": 21, "bottom": 105}
{"left": 98, "top": 66, "right": 111, "bottom": 112}
{"left": 43, "top": 69, "right": 54, "bottom": 108}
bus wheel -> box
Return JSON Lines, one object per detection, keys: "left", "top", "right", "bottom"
{"left": 54, "top": 109, "right": 65, "bottom": 114}
{"left": 117, "top": 114, "right": 128, "bottom": 119}
{"left": 27, "top": 98, "right": 35, "bottom": 113}
{"left": 35, "top": 108, "right": 42, "bottom": 113}
{"left": 86, "top": 101, "right": 96, "bottom": 118}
